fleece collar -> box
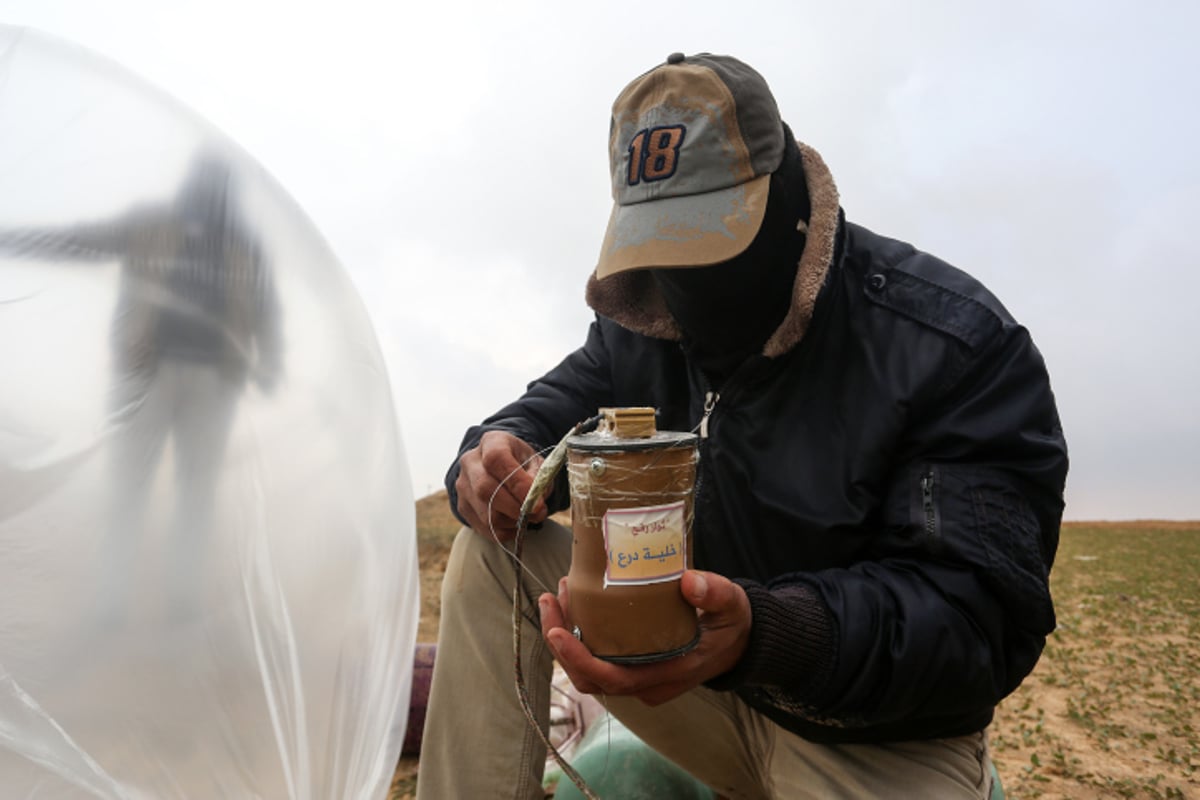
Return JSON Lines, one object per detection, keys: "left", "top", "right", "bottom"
{"left": 584, "top": 141, "right": 840, "bottom": 358}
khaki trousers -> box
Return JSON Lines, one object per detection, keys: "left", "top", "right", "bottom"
{"left": 416, "top": 521, "right": 995, "bottom": 799}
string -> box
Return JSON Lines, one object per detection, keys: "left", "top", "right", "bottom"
{"left": 510, "top": 416, "right": 603, "bottom": 800}
{"left": 486, "top": 447, "right": 557, "bottom": 596}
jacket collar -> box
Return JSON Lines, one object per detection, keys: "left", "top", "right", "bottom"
{"left": 584, "top": 140, "right": 841, "bottom": 358}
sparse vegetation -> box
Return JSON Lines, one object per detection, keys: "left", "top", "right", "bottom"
{"left": 990, "top": 522, "right": 1199, "bottom": 799}
{"left": 392, "top": 505, "right": 1200, "bottom": 799}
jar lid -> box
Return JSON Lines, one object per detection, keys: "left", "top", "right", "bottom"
{"left": 566, "top": 429, "right": 698, "bottom": 453}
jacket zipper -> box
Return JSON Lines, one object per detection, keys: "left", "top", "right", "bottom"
{"left": 920, "top": 467, "right": 938, "bottom": 537}
{"left": 699, "top": 391, "right": 720, "bottom": 439}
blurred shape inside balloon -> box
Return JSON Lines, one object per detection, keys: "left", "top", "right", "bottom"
{"left": 0, "top": 25, "right": 417, "bottom": 799}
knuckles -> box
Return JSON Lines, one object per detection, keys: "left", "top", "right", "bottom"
{"left": 479, "top": 445, "right": 508, "bottom": 473}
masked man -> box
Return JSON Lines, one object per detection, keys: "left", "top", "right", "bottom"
{"left": 417, "top": 53, "right": 1067, "bottom": 799}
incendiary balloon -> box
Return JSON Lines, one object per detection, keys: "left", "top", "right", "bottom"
{"left": 0, "top": 26, "right": 417, "bottom": 799}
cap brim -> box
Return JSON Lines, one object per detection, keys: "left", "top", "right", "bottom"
{"left": 595, "top": 173, "right": 771, "bottom": 279}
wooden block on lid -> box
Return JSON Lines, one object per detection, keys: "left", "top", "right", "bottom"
{"left": 599, "top": 407, "right": 657, "bottom": 439}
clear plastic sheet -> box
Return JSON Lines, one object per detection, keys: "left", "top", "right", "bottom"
{"left": 0, "top": 26, "right": 418, "bottom": 799}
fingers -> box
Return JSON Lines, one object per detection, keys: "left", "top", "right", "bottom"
{"left": 455, "top": 466, "right": 516, "bottom": 540}
{"left": 685, "top": 570, "right": 752, "bottom": 677}
{"left": 543, "top": 621, "right": 605, "bottom": 695}
{"left": 681, "top": 570, "right": 741, "bottom": 614}
{"left": 539, "top": 593, "right": 602, "bottom": 695}
{"left": 455, "top": 431, "right": 546, "bottom": 540}
{"left": 543, "top": 572, "right": 753, "bottom": 702}
{"left": 552, "top": 629, "right": 700, "bottom": 699}
{"left": 544, "top": 613, "right": 693, "bottom": 697}
{"left": 538, "top": 592, "right": 566, "bottom": 636}
{"left": 557, "top": 576, "right": 571, "bottom": 622}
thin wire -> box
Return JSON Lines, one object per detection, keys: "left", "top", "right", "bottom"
{"left": 510, "top": 418, "right": 603, "bottom": 800}
{"left": 599, "top": 693, "right": 614, "bottom": 783}
{"left": 486, "top": 446, "right": 558, "bottom": 596}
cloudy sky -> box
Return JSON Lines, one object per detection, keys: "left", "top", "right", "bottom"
{"left": 4, "top": 0, "right": 1198, "bottom": 520}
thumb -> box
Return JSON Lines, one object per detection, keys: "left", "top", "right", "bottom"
{"left": 683, "top": 570, "right": 737, "bottom": 614}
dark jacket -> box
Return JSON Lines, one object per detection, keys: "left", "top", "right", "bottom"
{"left": 446, "top": 142, "right": 1068, "bottom": 744}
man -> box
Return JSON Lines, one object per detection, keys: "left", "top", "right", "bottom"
{"left": 417, "top": 53, "right": 1067, "bottom": 799}
{"left": 0, "top": 147, "right": 282, "bottom": 620}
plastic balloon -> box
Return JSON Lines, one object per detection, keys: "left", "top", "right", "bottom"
{"left": 0, "top": 26, "right": 418, "bottom": 798}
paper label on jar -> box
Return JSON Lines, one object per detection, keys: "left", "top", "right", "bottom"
{"left": 602, "top": 501, "right": 686, "bottom": 587}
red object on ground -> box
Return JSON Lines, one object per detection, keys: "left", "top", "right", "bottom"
{"left": 402, "top": 643, "right": 437, "bottom": 756}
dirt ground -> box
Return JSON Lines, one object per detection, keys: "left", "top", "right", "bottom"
{"left": 987, "top": 522, "right": 1198, "bottom": 799}
{"left": 392, "top": 502, "right": 1199, "bottom": 799}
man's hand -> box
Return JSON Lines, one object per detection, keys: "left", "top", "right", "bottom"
{"left": 539, "top": 570, "right": 752, "bottom": 706}
{"left": 455, "top": 431, "right": 548, "bottom": 542}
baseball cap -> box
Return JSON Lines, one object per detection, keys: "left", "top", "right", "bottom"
{"left": 595, "top": 53, "right": 785, "bottom": 280}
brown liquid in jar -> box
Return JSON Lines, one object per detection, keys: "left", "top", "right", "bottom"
{"left": 564, "top": 410, "right": 699, "bottom": 663}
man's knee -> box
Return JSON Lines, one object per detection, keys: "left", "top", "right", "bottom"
{"left": 440, "top": 526, "right": 502, "bottom": 606}
{"left": 440, "top": 521, "right": 571, "bottom": 609}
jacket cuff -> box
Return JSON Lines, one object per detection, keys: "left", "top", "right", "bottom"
{"left": 705, "top": 579, "right": 837, "bottom": 700}
{"left": 444, "top": 461, "right": 469, "bottom": 527}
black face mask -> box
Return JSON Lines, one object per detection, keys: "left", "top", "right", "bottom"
{"left": 650, "top": 132, "right": 809, "bottom": 381}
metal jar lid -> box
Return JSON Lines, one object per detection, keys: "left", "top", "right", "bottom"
{"left": 566, "top": 429, "right": 698, "bottom": 453}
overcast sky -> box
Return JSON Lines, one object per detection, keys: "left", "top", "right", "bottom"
{"left": 4, "top": 0, "right": 1198, "bottom": 520}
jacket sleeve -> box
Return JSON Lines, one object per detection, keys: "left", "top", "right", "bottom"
{"left": 712, "top": 317, "right": 1068, "bottom": 735}
{"left": 445, "top": 318, "right": 617, "bottom": 523}
{"left": 0, "top": 214, "right": 142, "bottom": 261}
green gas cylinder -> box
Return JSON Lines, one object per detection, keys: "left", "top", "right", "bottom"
{"left": 546, "top": 713, "right": 714, "bottom": 799}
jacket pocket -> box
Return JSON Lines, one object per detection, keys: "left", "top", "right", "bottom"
{"left": 919, "top": 465, "right": 941, "bottom": 541}
{"left": 902, "top": 464, "right": 943, "bottom": 551}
